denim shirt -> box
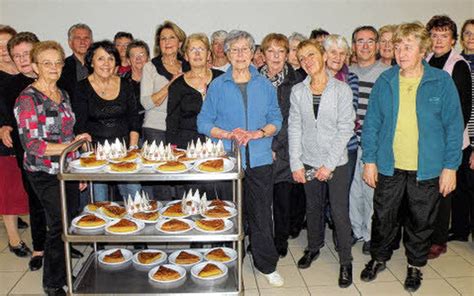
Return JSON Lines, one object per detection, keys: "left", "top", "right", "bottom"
{"left": 197, "top": 66, "right": 282, "bottom": 169}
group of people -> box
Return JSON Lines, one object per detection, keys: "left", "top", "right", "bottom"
{"left": 0, "top": 15, "right": 472, "bottom": 296}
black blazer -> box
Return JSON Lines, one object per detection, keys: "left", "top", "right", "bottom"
{"left": 58, "top": 54, "right": 88, "bottom": 98}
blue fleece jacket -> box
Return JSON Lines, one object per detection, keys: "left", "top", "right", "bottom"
{"left": 362, "top": 61, "right": 463, "bottom": 180}
{"left": 197, "top": 66, "right": 282, "bottom": 169}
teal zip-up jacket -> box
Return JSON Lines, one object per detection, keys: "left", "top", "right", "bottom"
{"left": 197, "top": 66, "right": 282, "bottom": 169}
{"left": 361, "top": 61, "right": 463, "bottom": 180}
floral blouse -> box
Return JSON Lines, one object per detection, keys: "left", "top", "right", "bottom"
{"left": 14, "top": 85, "right": 76, "bottom": 174}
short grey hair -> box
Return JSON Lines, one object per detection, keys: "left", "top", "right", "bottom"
{"left": 323, "top": 34, "right": 350, "bottom": 54}
{"left": 211, "top": 30, "right": 228, "bottom": 43}
{"left": 288, "top": 32, "right": 307, "bottom": 43}
{"left": 223, "top": 30, "right": 256, "bottom": 53}
{"left": 67, "top": 23, "right": 93, "bottom": 40}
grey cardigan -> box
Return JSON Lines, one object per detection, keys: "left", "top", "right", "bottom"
{"left": 288, "top": 75, "right": 355, "bottom": 172}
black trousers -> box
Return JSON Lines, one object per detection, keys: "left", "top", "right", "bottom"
{"left": 273, "top": 182, "right": 304, "bottom": 250}
{"left": 14, "top": 147, "right": 47, "bottom": 252}
{"left": 244, "top": 164, "right": 279, "bottom": 274}
{"left": 289, "top": 183, "right": 306, "bottom": 232}
{"left": 451, "top": 146, "right": 474, "bottom": 237}
{"left": 27, "top": 171, "right": 79, "bottom": 289}
{"left": 303, "top": 163, "right": 353, "bottom": 265}
{"left": 371, "top": 170, "right": 441, "bottom": 267}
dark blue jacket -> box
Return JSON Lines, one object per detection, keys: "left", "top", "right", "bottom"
{"left": 362, "top": 61, "right": 463, "bottom": 180}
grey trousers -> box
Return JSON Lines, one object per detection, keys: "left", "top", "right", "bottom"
{"left": 349, "top": 148, "right": 374, "bottom": 242}
{"left": 304, "top": 163, "right": 353, "bottom": 265}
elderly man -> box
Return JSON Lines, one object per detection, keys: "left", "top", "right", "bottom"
{"left": 58, "top": 23, "right": 92, "bottom": 97}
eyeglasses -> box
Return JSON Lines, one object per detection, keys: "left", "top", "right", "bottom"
{"left": 188, "top": 47, "right": 206, "bottom": 53}
{"left": 356, "top": 39, "right": 376, "bottom": 46}
{"left": 12, "top": 52, "right": 30, "bottom": 60}
{"left": 229, "top": 47, "right": 251, "bottom": 54}
{"left": 463, "top": 31, "right": 474, "bottom": 38}
{"left": 37, "top": 61, "right": 64, "bottom": 68}
{"left": 130, "top": 52, "right": 147, "bottom": 59}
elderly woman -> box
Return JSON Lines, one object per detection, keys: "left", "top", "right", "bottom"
{"left": 167, "top": 33, "right": 223, "bottom": 148}
{"left": 378, "top": 25, "right": 396, "bottom": 66}
{"left": 425, "top": 15, "right": 472, "bottom": 259}
{"left": 15, "top": 41, "right": 90, "bottom": 296}
{"left": 288, "top": 40, "right": 355, "bottom": 287}
{"left": 124, "top": 40, "right": 150, "bottom": 131}
{"left": 113, "top": 31, "right": 133, "bottom": 76}
{"left": 359, "top": 22, "right": 463, "bottom": 292}
{"left": 210, "top": 30, "right": 230, "bottom": 72}
{"left": 141, "top": 21, "right": 189, "bottom": 144}
{"left": 450, "top": 19, "right": 474, "bottom": 243}
{"left": 73, "top": 40, "right": 141, "bottom": 201}
{"left": 258, "top": 33, "right": 304, "bottom": 258}
{"left": 288, "top": 32, "right": 307, "bottom": 71}
{"left": 2, "top": 32, "right": 54, "bottom": 271}
{"left": 0, "top": 27, "right": 31, "bottom": 259}
{"left": 197, "top": 30, "right": 283, "bottom": 286}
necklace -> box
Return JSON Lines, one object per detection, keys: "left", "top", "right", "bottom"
{"left": 92, "top": 75, "right": 111, "bottom": 96}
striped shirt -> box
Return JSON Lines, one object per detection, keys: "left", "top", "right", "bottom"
{"left": 350, "top": 60, "right": 390, "bottom": 139}
{"left": 461, "top": 52, "right": 474, "bottom": 146}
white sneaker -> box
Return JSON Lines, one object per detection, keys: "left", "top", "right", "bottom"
{"left": 261, "top": 270, "right": 284, "bottom": 287}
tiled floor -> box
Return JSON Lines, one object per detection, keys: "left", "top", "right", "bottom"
{"left": 0, "top": 219, "right": 473, "bottom": 295}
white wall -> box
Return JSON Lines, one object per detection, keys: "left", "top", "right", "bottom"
{"left": 1, "top": 0, "right": 472, "bottom": 55}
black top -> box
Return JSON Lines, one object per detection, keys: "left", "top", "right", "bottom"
{"left": 0, "top": 71, "right": 34, "bottom": 157}
{"left": 58, "top": 54, "right": 89, "bottom": 99}
{"left": 166, "top": 69, "right": 223, "bottom": 148}
{"left": 429, "top": 50, "right": 472, "bottom": 127}
{"left": 123, "top": 71, "right": 145, "bottom": 128}
{"left": 73, "top": 77, "right": 140, "bottom": 144}
{"left": 151, "top": 54, "right": 190, "bottom": 81}
{"left": 269, "top": 64, "right": 305, "bottom": 183}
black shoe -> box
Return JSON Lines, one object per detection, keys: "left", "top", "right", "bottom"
{"left": 44, "top": 287, "right": 66, "bottom": 296}
{"left": 338, "top": 264, "right": 353, "bottom": 288}
{"left": 70, "top": 247, "right": 84, "bottom": 259}
{"left": 277, "top": 247, "right": 288, "bottom": 258}
{"left": 362, "top": 241, "right": 371, "bottom": 255}
{"left": 17, "top": 217, "right": 29, "bottom": 229}
{"left": 29, "top": 255, "right": 43, "bottom": 271}
{"left": 447, "top": 234, "right": 469, "bottom": 242}
{"left": 9, "top": 241, "right": 31, "bottom": 257}
{"left": 360, "top": 260, "right": 386, "bottom": 282}
{"left": 297, "top": 250, "right": 320, "bottom": 269}
{"left": 351, "top": 235, "right": 361, "bottom": 246}
{"left": 404, "top": 266, "right": 423, "bottom": 292}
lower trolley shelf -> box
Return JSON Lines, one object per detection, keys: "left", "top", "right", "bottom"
{"left": 73, "top": 252, "right": 241, "bottom": 295}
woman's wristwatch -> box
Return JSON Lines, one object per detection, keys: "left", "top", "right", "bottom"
{"left": 258, "top": 128, "right": 266, "bottom": 138}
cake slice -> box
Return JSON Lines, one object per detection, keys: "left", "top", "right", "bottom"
{"left": 109, "top": 162, "right": 137, "bottom": 172}
{"left": 204, "top": 206, "right": 231, "bottom": 218}
{"left": 86, "top": 201, "right": 111, "bottom": 212}
{"left": 198, "top": 159, "right": 224, "bottom": 172}
{"left": 77, "top": 214, "right": 106, "bottom": 227}
{"left": 107, "top": 218, "right": 138, "bottom": 233}
{"left": 158, "top": 161, "right": 186, "bottom": 172}
{"left": 198, "top": 263, "right": 223, "bottom": 278}
{"left": 132, "top": 211, "right": 159, "bottom": 221}
{"left": 162, "top": 203, "right": 185, "bottom": 217}
{"left": 160, "top": 219, "right": 190, "bottom": 232}
{"left": 103, "top": 249, "right": 125, "bottom": 263}
{"left": 206, "top": 248, "right": 231, "bottom": 262}
{"left": 195, "top": 219, "right": 225, "bottom": 231}
{"left": 137, "top": 251, "right": 162, "bottom": 264}
{"left": 153, "top": 265, "right": 181, "bottom": 281}
{"left": 102, "top": 205, "right": 126, "bottom": 219}
{"left": 175, "top": 251, "right": 200, "bottom": 264}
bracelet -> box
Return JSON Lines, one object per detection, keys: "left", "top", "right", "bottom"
{"left": 258, "top": 128, "right": 266, "bottom": 138}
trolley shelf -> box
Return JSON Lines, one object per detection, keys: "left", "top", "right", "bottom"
{"left": 73, "top": 253, "right": 239, "bottom": 295}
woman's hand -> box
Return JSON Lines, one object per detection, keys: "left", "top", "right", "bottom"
{"left": 439, "top": 168, "right": 456, "bottom": 197}
{"left": 231, "top": 128, "right": 248, "bottom": 146}
{"left": 79, "top": 182, "right": 88, "bottom": 191}
{"left": 315, "top": 166, "right": 332, "bottom": 182}
{"left": 0, "top": 126, "right": 13, "bottom": 148}
{"left": 292, "top": 168, "right": 306, "bottom": 184}
{"left": 74, "top": 133, "right": 92, "bottom": 143}
{"left": 363, "top": 163, "right": 378, "bottom": 188}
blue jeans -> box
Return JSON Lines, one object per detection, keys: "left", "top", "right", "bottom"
{"left": 93, "top": 183, "right": 142, "bottom": 201}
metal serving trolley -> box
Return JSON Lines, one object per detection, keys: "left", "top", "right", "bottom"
{"left": 58, "top": 140, "right": 244, "bottom": 295}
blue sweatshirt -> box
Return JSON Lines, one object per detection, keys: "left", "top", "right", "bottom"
{"left": 362, "top": 61, "right": 463, "bottom": 180}
{"left": 197, "top": 66, "right": 282, "bottom": 169}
